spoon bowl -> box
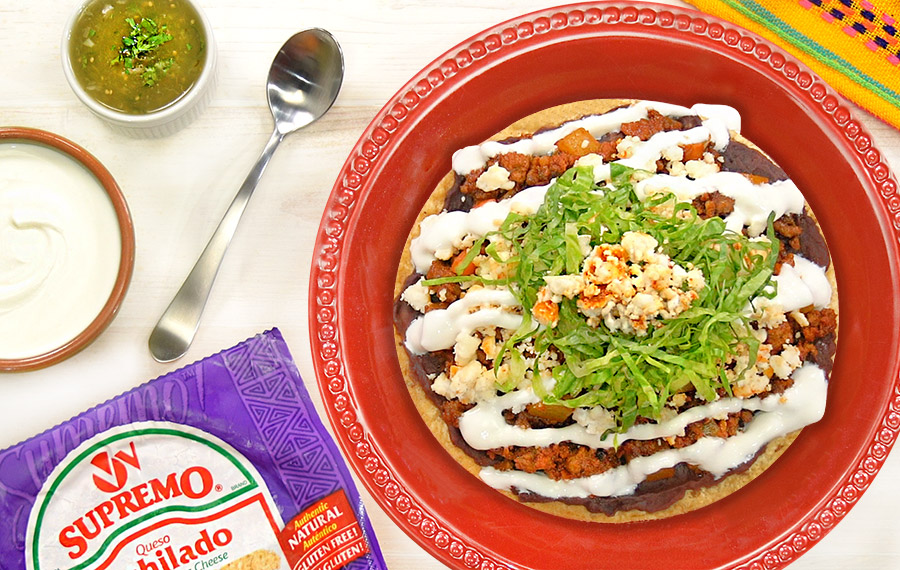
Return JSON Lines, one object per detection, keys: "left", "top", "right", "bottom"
{"left": 269, "top": 30, "right": 344, "bottom": 134}
{"left": 149, "top": 29, "right": 344, "bottom": 363}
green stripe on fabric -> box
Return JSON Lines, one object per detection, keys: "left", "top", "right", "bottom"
{"left": 719, "top": 0, "right": 900, "bottom": 107}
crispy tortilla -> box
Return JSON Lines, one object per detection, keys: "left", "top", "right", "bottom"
{"left": 393, "top": 99, "right": 837, "bottom": 522}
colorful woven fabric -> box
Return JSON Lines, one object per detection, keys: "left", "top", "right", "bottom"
{"left": 683, "top": 0, "right": 900, "bottom": 129}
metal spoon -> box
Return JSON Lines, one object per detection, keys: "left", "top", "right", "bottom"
{"left": 148, "top": 29, "right": 344, "bottom": 362}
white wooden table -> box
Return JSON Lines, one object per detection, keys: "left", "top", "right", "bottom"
{"left": 1, "top": 1, "right": 898, "bottom": 568}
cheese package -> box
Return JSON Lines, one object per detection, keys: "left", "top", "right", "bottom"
{"left": 0, "top": 329, "right": 388, "bottom": 570}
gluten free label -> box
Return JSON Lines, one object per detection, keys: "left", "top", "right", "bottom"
{"left": 279, "top": 490, "right": 369, "bottom": 570}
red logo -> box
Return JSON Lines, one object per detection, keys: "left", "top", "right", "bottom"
{"left": 90, "top": 442, "right": 140, "bottom": 493}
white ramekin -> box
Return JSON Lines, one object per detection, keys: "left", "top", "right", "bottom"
{"left": 61, "top": 0, "right": 217, "bottom": 138}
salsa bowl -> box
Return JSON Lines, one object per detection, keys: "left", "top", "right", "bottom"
{"left": 61, "top": 0, "right": 217, "bottom": 137}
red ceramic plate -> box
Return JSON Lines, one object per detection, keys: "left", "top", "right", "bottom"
{"left": 310, "top": 3, "right": 900, "bottom": 569}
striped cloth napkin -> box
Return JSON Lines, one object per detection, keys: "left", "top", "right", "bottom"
{"left": 682, "top": 0, "right": 900, "bottom": 130}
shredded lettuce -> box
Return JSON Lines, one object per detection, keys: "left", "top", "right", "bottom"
{"left": 421, "top": 164, "right": 779, "bottom": 433}
{"left": 488, "top": 165, "right": 778, "bottom": 433}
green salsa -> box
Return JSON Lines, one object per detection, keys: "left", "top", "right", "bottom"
{"left": 69, "top": 0, "right": 206, "bottom": 114}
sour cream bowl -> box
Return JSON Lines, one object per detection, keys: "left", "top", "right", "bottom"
{"left": 0, "top": 128, "right": 135, "bottom": 371}
{"left": 61, "top": 0, "right": 217, "bottom": 137}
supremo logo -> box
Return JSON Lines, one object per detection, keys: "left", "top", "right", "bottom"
{"left": 60, "top": 440, "right": 216, "bottom": 560}
{"left": 26, "top": 422, "right": 266, "bottom": 570}
{"left": 90, "top": 442, "right": 141, "bottom": 493}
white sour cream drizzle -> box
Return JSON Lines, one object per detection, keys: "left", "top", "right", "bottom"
{"left": 635, "top": 172, "right": 805, "bottom": 236}
{"left": 771, "top": 256, "right": 833, "bottom": 312}
{"left": 623, "top": 127, "right": 709, "bottom": 171}
{"left": 405, "top": 250, "right": 830, "bottom": 356}
{"left": 451, "top": 101, "right": 741, "bottom": 175}
{"left": 460, "top": 364, "right": 823, "bottom": 451}
{"left": 410, "top": 183, "right": 550, "bottom": 274}
{"left": 0, "top": 143, "right": 121, "bottom": 359}
{"left": 478, "top": 364, "right": 827, "bottom": 499}
{"left": 411, "top": 166, "right": 807, "bottom": 274}
{"left": 405, "top": 288, "right": 523, "bottom": 354}
{"left": 411, "top": 102, "right": 805, "bottom": 273}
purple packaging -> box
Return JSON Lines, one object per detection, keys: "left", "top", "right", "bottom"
{"left": 0, "top": 329, "right": 388, "bottom": 570}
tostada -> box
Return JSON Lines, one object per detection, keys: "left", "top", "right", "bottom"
{"left": 393, "top": 99, "right": 838, "bottom": 522}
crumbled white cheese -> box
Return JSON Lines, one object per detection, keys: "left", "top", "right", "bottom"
{"left": 455, "top": 232, "right": 479, "bottom": 251}
{"left": 532, "top": 291, "right": 560, "bottom": 327}
{"left": 771, "top": 344, "right": 803, "bottom": 379}
{"left": 667, "top": 161, "right": 688, "bottom": 177}
{"left": 616, "top": 135, "right": 640, "bottom": 159}
{"left": 769, "top": 355, "right": 792, "bottom": 380}
{"left": 734, "top": 372, "right": 770, "bottom": 398}
{"left": 480, "top": 328, "right": 502, "bottom": 360}
{"left": 753, "top": 299, "right": 788, "bottom": 328}
{"left": 476, "top": 164, "right": 516, "bottom": 192}
{"left": 535, "top": 350, "right": 561, "bottom": 387}
{"left": 789, "top": 309, "right": 810, "bottom": 327}
{"left": 488, "top": 234, "right": 514, "bottom": 260}
{"left": 670, "top": 393, "right": 688, "bottom": 408}
{"left": 432, "top": 360, "right": 498, "bottom": 403}
{"left": 570, "top": 234, "right": 704, "bottom": 335}
{"left": 431, "top": 372, "right": 452, "bottom": 397}
{"left": 573, "top": 406, "right": 615, "bottom": 435}
{"left": 621, "top": 231, "right": 658, "bottom": 264}
{"left": 434, "top": 244, "right": 454, "bottom": 261}
{"left": 574, "top": 153, "right": 611, "bottom": 183}
{"left": 543, "top": 274, "right": 586, "bottom": 299}
{"left": 751, "top": 326, "right": 768, "bottom": 342}
{"left": 401, "top": 278, "right": 431, "bottom": 312}
{"left": 685, "top": 157, "right": 719, "bottom": 179}
{"left": 755, "top": 343, "right": 773, "bottom": 370}
{"left": 686, "top": 268, "right": 706, "bottom": 291}
{"left": 454, "top": 331, "right": 482, "bottom": 366}
{"left": 475, "top": 255, "right": 508, "bottom": 281}
{"left": 661, "top": 145, "right": 684, "bottom": 163}
{"left": 574, "top": 152, "right": 603, "bottom": 168}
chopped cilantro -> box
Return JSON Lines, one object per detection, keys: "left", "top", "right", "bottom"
{"left": 110, "top": 17, "right": 174, "bottom": 87}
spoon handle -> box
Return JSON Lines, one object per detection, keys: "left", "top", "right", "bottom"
{"left": 149, "top": 128, "right": 284, "bottom": 362}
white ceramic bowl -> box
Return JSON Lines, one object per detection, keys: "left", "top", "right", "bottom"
{"left": 61, "top": 0, "right": 217, "bottom": 138}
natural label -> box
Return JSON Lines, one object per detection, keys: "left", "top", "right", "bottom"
{"left": 25, "top": 422, "right": 290, "bottom": 570}
{"left": 278, "top": 490, "right": 369, "bottom": 570}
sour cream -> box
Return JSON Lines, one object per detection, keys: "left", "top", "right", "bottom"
{"left": 0, "top": 143, "right": 122, "bottom": 360}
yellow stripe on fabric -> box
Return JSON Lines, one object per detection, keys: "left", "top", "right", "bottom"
{"left": 684, "top": 0, "right": 900, "bottom": 129}
{"left": 725, "top": 1, "right": 900, "bottom": 102}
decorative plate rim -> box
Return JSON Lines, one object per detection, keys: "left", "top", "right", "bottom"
{"left": 309, "top": 3, "right": 900, "bottom": 569}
